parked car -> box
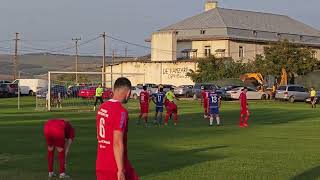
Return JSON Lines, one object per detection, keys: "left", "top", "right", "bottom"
{"left": 0, "top": 80, "right": 12, "bottom": 84}
{"left": 226, "top": 87, "right": 269, "bottom": 100}
{"left": 174, "top": 85, "right": 194, "bottom": 97}
{"left": 131, "top": 86, "right": 144, "bottom": 100}
{"left": 78, "top": 86, "right": 113, "bottom": 99}
{"left": 275, "top": 85, "right": 309, "bottom": 103}
{"left": 12, "top": 79, "right": 48, "bottom": 96}
{"left": 191, "top": 83, "right": 221, "bottom": 100}
{"left": 67, "top": 85, "right": 87, "bottom": 97}
{"left": 0, "top": 85, "right": 9, "bottom": 97}
{"left": 36, "top": 85, "right": 68, "bottom": 99}
{"left": 0, "top": 83, "right": 18, "bottom": 97}
{"left": 305, "top": 90, "right": 320, "bottom": 104}
{"left": 137, "top": 83, "right": 158, "bottom": 94}
{"left": 220, "top": 85, "right": 242, "bottom": 100}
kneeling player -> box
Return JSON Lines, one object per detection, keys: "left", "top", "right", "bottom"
{"left": 208, "top": 89, "right": 222, "bottom": 126}
{"left": 44, "top": 119, "right": 75, "bottom": 178}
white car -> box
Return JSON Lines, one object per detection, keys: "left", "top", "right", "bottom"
{"left": 13, "top": 79, "right": 48, "bottom": 96}
{"left": 226, "top": 87, "right": 269, "bottom": 100}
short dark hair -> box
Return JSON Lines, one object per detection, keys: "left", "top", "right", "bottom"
{"left": 143, "top": 86, "right": 147, "bottom": 90}
{"left": 242, "top": 87, "right": 247, "bottom": 91}
{"left": 114, "top": 77, "right": 132, "bottom": 90}
{"left": 159, "top": 88, "right": 164, "bottom": 92}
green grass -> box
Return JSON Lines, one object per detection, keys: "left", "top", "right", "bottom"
{"left": 0, "top": 97, "right": 320, "bottom": 180}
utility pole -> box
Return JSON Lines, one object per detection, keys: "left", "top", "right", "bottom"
{"left": 111, "top": 49, "right": 115, "bottom": 87}
{"left": 125, "top": 46, "right": 127, "bottom": 58}
{"left": 13, "top": 33, "right": 19, "bottom": 80}
{"left": 101, "top": 32, "right": 106, "bottom": 87}
{"left": 72, "top": 38, "right": 81, "bottom": 84}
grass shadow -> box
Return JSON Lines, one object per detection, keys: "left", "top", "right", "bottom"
{"left": 291, "top": 165, "right": 320, "bottom": 180}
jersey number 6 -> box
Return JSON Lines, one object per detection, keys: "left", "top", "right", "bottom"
{"left": 99, "top": 117, "right": 105, "bottom": 138}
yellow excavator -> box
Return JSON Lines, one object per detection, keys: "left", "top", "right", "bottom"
{"left": 240, "top": 68, "right": 288, "bottom": 88}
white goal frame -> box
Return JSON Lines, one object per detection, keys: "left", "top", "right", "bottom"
{"left": 47, "top": 71, "right": 145, "bottom": 111}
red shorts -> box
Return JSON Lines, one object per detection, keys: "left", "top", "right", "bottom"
{"left": 203, "top": 102, "right": 208, "bottom": 110}
{"left": 44, "top": 123, "right": 65, "bottom": 148}
{"left": 140, "top": 105, "right": 149, "bottom": 114}
{"left": 96, "top": 163, "right": 138, "bottom": 180}
{"left": 241, "top": 109, "right": 249, "bottom": 115}
{"left": 167, "top": 102, "right": 177, "bottom": 113}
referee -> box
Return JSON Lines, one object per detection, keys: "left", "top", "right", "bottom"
{"left": 94, "top": 84, "right": 104, "bottom": 111}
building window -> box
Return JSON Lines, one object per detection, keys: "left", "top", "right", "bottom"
{"left": 277, "top": 33, "right": 281, "bottom": 39}
{"left": 204, "top": 46, "right": 211, "bottom": 57}
{"left": 200, "top": 30, "right": 206, "bottom": 34}
{"left": 239, "top": 46, "right": 244, "bottom": 58}
{"left": 299, "top": 35, "right": 303, "bottom": 41}
{"left": 175, "top": 31, "right": 179, "bottom": 35}
{"left": 253, "top": 30, "right": 257, "bottom": 37}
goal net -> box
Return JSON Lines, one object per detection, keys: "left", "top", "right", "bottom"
{"left": 35, "top": 71, "right": 145, "bottom": 111}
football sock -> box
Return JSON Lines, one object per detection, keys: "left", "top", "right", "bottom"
{"left": 58, "top": 150, "right": 65, "bottom": 174}
{"left": 48, "top": 150, "right": 54, "bottom": 172}
{"left": 216, "top": 117, "right": 220, "bottom": 125}
{"left": 209, "top": 117, "right": 213, "bottom": 126}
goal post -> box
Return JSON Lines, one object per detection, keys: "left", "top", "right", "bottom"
{"left": 42, "top": 71, "right": 145, "bottom": 111}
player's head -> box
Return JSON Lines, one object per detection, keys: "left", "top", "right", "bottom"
{"left": 242, "top": 87, "right": 248, "bottom": 93}
{"left": 170, "top": 87, "right": 174, "bottom": 92}
{"left": 311, "top": 87, "right": 314, "bottom": 90}
{"left": 212, "top": 87, "right": 216, "bottom": 92}
{"left": 143, "top": 85, "right": 147, "bottom": 91}
{"left": 113, "top": 77, "right": 132, "bottom": 104}
{"left": 98, "top": 84, "right": 102, "bottom": 88}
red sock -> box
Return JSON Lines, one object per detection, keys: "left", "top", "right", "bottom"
{"left": 48, "top": 150, "right": 54, "bottom": 172}
{"left": 58, "top": 150, "right": 65, "bottom": 174}
{"left": 244, "top": 115, "right": 249, "bottom": 125}
{"left": 173, "top": 112, "right": 178, "bottom": 123}
{"left": 239, "top": 116, "right": 243, "bottom": 126}
{"left": 165, "top": 112, "right": 170, "bottom": 123}
{"left": 144, "top": 116, "right": 148, "bottom": 123}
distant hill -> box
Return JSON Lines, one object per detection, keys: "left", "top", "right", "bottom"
{"left": 0, "top": 53, "right": 139, "bottom": 80}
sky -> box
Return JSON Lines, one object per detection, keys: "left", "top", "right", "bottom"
{"left": 0, "top": 0, "right": 319, "bottom": 57}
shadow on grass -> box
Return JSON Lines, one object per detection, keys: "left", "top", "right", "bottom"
{"left": 291, "top": 165, "right": 320, "bottom": 180}
{"left": 134, "top": 145, "right": 228, "bottom": 176}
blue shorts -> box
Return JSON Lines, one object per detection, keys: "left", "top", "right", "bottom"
{"left": 156, "top": 106, "right": 163, "bottom": 112}
{"left": 209, "top": 107, "right": 219, "bottom": 115}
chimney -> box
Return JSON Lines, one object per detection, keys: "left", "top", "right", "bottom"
{"left": 205, "top": 0, "right": 218, "bottom": 12}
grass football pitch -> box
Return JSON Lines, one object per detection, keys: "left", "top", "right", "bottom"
{"left": 0, "top": 97, "right": 319, "bottom": 180}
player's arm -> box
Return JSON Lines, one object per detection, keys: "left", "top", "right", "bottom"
{"left": 218, "top": 96, "right": 222, "bottom": 108}
{"left": 113, "top": 130, "right": 125, "bottom": 179}
{"left": 200, "top": 93, "right": 203, "bottom": 106}
{"left": 65, "top": 138, "right": 73, "bottom": 161}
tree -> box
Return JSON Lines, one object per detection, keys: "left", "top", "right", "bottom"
{"left": 187, "top": 56, "right": 251, "bottom": 83}
{"left": 253, "top": 40, "right": 319, "bottom": 78}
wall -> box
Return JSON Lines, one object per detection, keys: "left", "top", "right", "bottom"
{"left": 151, "top": 31, "right": 177, "bottom": 61}
{"left": 229, "top": 40, "right": 265, "bottom": 62}
{"left": 105, "top": 61, "right": 197, "bottom": 87}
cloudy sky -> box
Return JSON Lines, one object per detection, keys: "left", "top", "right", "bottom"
{"left": 0, "top": 0, "right": 319, "bottom": 56}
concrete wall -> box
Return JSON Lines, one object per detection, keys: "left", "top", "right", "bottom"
{"left": 151, "top": 31, "right": 177, "bottom": 61}
{"left": 229, "top": 40, "right": 266, "bottom": 62}
{"left": 105, "top": 61, "right": 197, "bottom": 87}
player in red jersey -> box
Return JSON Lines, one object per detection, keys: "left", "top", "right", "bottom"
{"left": 43, "top": 119, "right": 75, "bottom": 179}
{"left": 239, "top": 87, "right": 250, "bottom": 128}
{"left": 200, "top": 86, "right": 209, "bottom": 119}
{"left": 96, "top": 77, "right": 138, "bottom": 180}
{"left": 137, "top": 86, "right": 150, "bottom": 127}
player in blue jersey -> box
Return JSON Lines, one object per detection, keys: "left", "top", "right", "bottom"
{"left": 207, "top": 88, "right": 222, "bottom": 126}
{"left": 152, "top": 86, "right": 165, "bottom": 126}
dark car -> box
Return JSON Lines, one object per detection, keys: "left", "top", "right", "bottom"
{"left": 67, "top": 85, "right": 87, "bottom": 97}
{"left": 0, "top": 80, "right": 12, "bottom": 84}
{"left": 174, "top": 85, "right": 194, "bottom": 97}
{"left": 0, "top": 85, "right": 9, "bottom": 97}
{"left": 0, "top": 83, "right": 18, "bottom": 97}
{"left": 220, "top": 85, "right": 242, "bottom": 100}
{"left": 191, "top": 83, "right": 221, "bottom": 100}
